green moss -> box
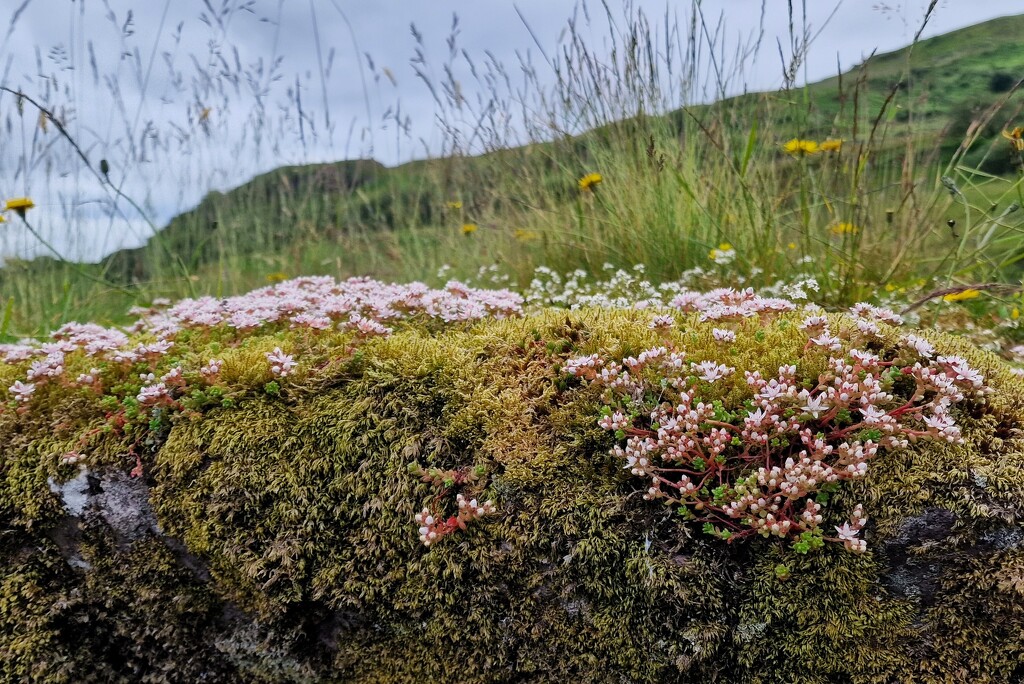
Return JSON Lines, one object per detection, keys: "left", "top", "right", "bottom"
{"left": 0, "top": 539, "right": 67, "bottom": 681}
{"left": 0, "top": 528, "right": 250, "bottom": 683}
{"left": 3, "top": 309, "right": 1024, "bottom": 681}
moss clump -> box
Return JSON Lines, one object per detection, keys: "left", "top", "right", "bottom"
{"left": 2, "top": 309, "right": 1024, "bottom": 681}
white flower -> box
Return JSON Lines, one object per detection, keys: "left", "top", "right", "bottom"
{"left": 799, "top": 392, "right": 830, "bottom": 418}
{"left": 712, "top": 328, "right": 736, "bottom": 343}
{"left": 692, "top": 361, "right": 735, "bottom": 383}
{"left": 835, "top": 522, "right": 859, "bottom": 542}
{"left": 9, "top": 380, "right": 35, "bottom": 403}
{"left": 649, "top": 314, "right": 675, "bottom": 330}
{"left": 860, "top": 405, "right": 889, "bottom": 425}
{"left": 266, "top": 347, "right": 297, "bottom": 377}
{"left": 903, "top": 334, "right": 935, "bottom": 359}
{"left": 808, "top": 332, "right": 842, "bottom": 351}
{"left": 710, "top": 246, "right": 736, "bottom": 265}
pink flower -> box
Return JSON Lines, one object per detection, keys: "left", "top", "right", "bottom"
{"left": 936, "top": 355, "right": 985, "bottom": 391}
{"left": 136, "top": 339, "right": 174, "bottom": 357}
{"left": 27, "top": 352, "right": 65, "bottom": 382}
{"left": 266, "top": 347, "right": 297, "bottom": 377}
{"left": 855, "top": 319, "right": 880, "bottom": 338}
{"left": 835, "top": 522, "right": 867, "bottom": 553}
{"left": 456, "top": 493, "right": 495, "bottom": 519}
{"left": 598, "top": 411, "right": 629, "bottom": 431}
{"left": 808, "top": 332, "right": 842, "bottom": 351}
{"left": 348, "top": 314, "right": 392, "bottom": 337}
{"left": 200, "top": 359, "right": 223, "bottom": 380}
{"left": 75, "top": 368, "right": 101, "bottom": 386}
{"left": 801, "top": 315, "right": 829, "bottom": 332}
{"left": 833, "top": 522, "right": 857, "bottom": 543}
{"left": 564, "top": 354, "right": 603, "bottom": 379}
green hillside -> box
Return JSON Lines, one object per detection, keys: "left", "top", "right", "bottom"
{"left": 102, "top": 15, "right": 1024, "bottom": 276}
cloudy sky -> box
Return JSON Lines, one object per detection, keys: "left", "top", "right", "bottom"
{"left": 2, "top": 0, "right": 1024, "bottom": 261}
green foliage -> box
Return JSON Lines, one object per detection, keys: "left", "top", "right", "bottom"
{"left": 1, "top": 310, "right": 1023, "bottom": 680}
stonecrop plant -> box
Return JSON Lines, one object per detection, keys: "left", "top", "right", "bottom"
{"left": 1, "top": 276, "right": 523, "bottom": 397}
{"left": 0, "top": 274, "right": 521, "bottom": 540}
{"left": 408, "top": 462, "right": 496, "bottom": 546}
{"left": 565, "top": 290, "right": 989, "bottom": 555}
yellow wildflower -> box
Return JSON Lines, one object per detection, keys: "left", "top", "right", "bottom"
{"left": 461, "top": 223, "right": 478, "bottom": 235}
{"left": 1002, "top": 126, "right": 1024, "bottom": 152}
{"left": 4, "top": 197, "right": 34, "bottom": 218}
{"left": 819, "top": 139, "right": 843, "bottom": 152}
{"left": 709, "top": 242, "right": 736, "bottom": 264}
{"left": 0, "top": 215, "right": 5, "bottom": 224}
{"left": 1012, "top": 307, "right": 1020, "bottom": 320}
{"left": 782, "top": 139, "right": 819, "bottom": 156}
{"left": 446, "top": 201, "right": 463, "bottom": 210}
{"left": 787, "top": 242, "right": 797, "bottom": 250}
{"left": 514, "top": 229, "right": 540, "bottom": 242}
{"left": 942, "top": 289, "right": 981, "bottom": 302}
{"left": 885, "top": 283, "right": 897, "bottom": 292}
{"left": 830, "top": 222, "right": 858, "bottom": 235}
{"left": 578, "top": 172, "right": 603, "bottom": 191}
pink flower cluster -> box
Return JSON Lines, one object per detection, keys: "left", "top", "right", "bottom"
{"left": 670, "top": 287, "right": 796, "bottom": 322}
{"left": 74, "top": 368, "right": 102, "bottom": 388}
{"left": 415, "top": 495, "right": 496, "bottom": 546}
{"left": 408, "top": 461, "right": 495, "bottom": 547}
{"left": 135, "top": 366, "right": 188, "bottom": 406}
{"left": 137, "top": 276, "right": 523, "bottom": 336}
{"left": 2, "top": 276, "right": 524, "bottom": 410}
{"left": 27, "top": 351, "right": 65, "bottom": 381}
{"left": 137, "top": 383, "right": 171, "bottom": 406}
{"left": 565, "top": 314, "right": 987, "bottom": 554}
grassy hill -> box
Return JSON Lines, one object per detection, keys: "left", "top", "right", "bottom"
{"left": 103, "top": 13, "right": 1024, "bottom": 271}
{"left": 2, "top": 12, "right": 1024, "bottom": 334}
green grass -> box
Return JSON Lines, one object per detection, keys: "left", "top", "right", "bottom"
{"left": 2, "top": 7, "right": 1024, "bottom": 335}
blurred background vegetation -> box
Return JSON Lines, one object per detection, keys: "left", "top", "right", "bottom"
{"left": 1, "top": 3, "right": 1023, "bottom": 335}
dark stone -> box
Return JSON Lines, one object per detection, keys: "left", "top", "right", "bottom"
{"left": 879, "top": 507, "right": 957, "bottom": 605}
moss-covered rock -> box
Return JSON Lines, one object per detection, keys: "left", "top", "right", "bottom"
{"left": 2, "top": 308, "right": 1024, "bottom": 682}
